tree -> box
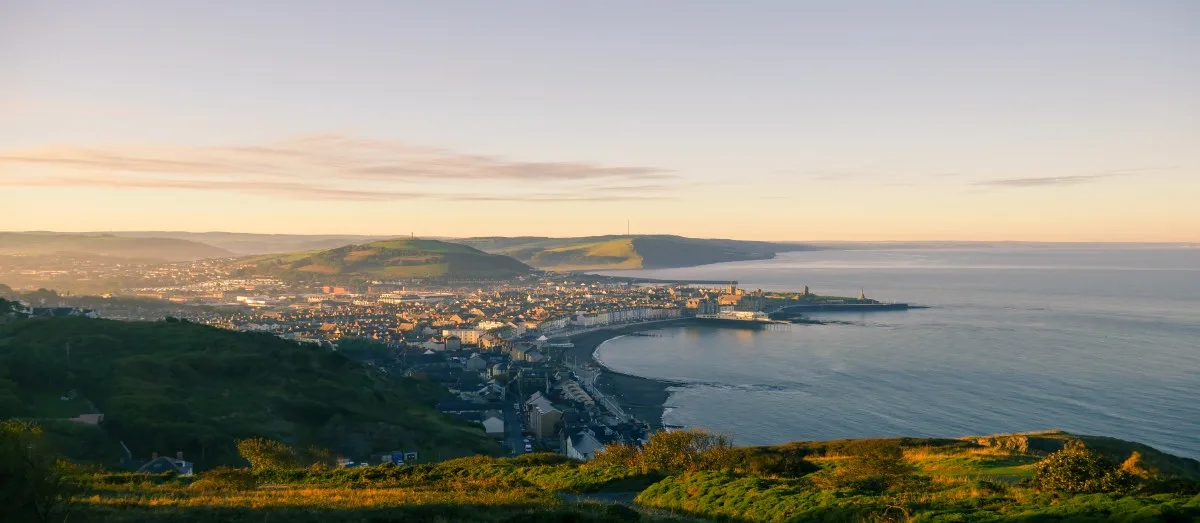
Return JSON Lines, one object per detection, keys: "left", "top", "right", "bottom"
{"left": 639, "top": 429, "right": 734, "bottom": 474}
{"left": 0, "top": 298, "right": 25, "bottom": 317}
{"left": 236, "top": 438, "right": 337, "bottom": 470}
{"left": 236, "top": 438, "right": 301, "bottom": 469}
{"left": 586, "top": 442, "right": 640, "bottom": 470}
{"left": 1032, "top": 441, "right": 1134, "bottom": 493}
{"left": 0, "top": 421, "right": 74, "bottom": 523}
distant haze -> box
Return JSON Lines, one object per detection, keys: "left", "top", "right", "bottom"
{"left": 1, "top": 1, "right": 1197, "bottom": 241}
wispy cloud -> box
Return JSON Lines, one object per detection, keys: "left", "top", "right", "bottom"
{"left": 975, "top": 167, "right": 1175, "bottom": 188}
{"left": 0, "top": 134, "right": 675, "bottom": 202}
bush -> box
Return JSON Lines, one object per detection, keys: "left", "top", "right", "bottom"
{"left": 723, "top": 447, "right": 819, "bottom": 478}
{"left": 812, "top": 444, "right": 924, "bottom": 493}
{"left": 190, "top": 467, "right": 257, "bottom": 492}
{"left": 586, "top": 444, "right": 640, "bottom": 471}
{"left": 511, "top": 453, "right": 574, "bottom": 466}
{"left": 640, "top": 429, "right": 733, "bottom": 474}
{"left": 1031, "top": 441, "right": 1134, "bottom": 493}
{"left": 235, "top": 438, "right": 336, "bottom": 470}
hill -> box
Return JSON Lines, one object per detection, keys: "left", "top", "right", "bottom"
{"left": 100, "top": 231, "right": 394, "bottom": 255}
{"left": 0, "top": 316, "right": 497, "bottom": 468}
{"left": 229, "top": 239, "right": 533, "bottom": 283}
{"left": 0, "top": 232, "right": 232, "bottom": 261}
{"left": 457, "top": 235, "right": 814, "bottom": 271}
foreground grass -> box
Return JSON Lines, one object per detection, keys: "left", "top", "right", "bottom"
{"left": 636, "top": 471, "right": 1200, "bottom": 522}
{"left": 64, "top": 455, "right": 656, "bottom": 522}
{"left": 53, "top": 433, "right": 1200, "bottom": 523}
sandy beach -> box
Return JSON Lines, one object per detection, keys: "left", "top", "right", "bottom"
{"left": 562, "top": 320, "right": 692, "bottom": 429}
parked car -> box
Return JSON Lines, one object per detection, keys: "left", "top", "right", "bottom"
{"left": 524, "top": 443, "right": 533, "bottom": 452}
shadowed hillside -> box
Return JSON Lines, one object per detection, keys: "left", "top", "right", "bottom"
{"left": 0, "top": 316, "right": 497, "bottom": 469}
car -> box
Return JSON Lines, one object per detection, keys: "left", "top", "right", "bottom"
{"left": 524, "top": 444, "right": 533, "bottom": 452}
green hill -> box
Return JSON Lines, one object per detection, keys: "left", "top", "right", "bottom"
{"left": 229, "top": 239, "right": 533, "bottom": 283}
{"left": 0, "top": 316, "right": 496, "bottom": 468}
{"left": 457, "top": 235, "right": 814, "bottom": 271}
{"left": 0, "top": 232, "right": 232, "bottom": 261}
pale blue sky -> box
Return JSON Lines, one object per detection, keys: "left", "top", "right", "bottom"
{"left": 1, "top": 1, "right": 1197, "bottom": 240}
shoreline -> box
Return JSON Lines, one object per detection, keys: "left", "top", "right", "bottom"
{"left": 561, "top": 320, "right": 692, "bottom": 430}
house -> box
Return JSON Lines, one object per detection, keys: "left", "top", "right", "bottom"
{"left": 525, "top": 391, "right": 562, "bottom": 440}
{"left": 481, "top": 410, "right": 505, "bottom": 437}
{"left": 135, "top": 452, "right": 194, "bottom": 476}
{"left": 565, "top": 430, "right": 606, "bottom": 461}
{"left": 67, "top": 413, "right": 105, "bottom": 425}
{"left": 465, "top": 354, "right": 488, "bottom": 373}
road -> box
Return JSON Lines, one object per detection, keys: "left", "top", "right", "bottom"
{"left": 503, "top": 401, "right": 527, "bottom": 455}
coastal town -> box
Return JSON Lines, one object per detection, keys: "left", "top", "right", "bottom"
{"left": 2, "top": 270, "right": 899, "bottom": 463}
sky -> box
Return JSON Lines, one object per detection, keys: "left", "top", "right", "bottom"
{"left": 1, "top": 1, "right": 1198, "bottom": 241}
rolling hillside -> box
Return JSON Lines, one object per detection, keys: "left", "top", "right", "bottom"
{"left": 230, "top": 238, "right": 533, "bottom": 283}
{"left": 0, "top": 316, "right": 497, "bottom": 468}
{"left": 0, "top": 232, "right": 233, "bottom": 261}
{"left": 457, "top": 235, "right": 814, "bottom": 271}
{"left": 101, "top": 231, "right": 393, "bottom": 255}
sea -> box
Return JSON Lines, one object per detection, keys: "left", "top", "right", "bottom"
{"left": 593, "top": 247, "right": 1200, "bottom": 459}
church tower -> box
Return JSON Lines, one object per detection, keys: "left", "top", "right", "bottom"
{"left": 858, "top": 288, "right": 867, "bottom": 301}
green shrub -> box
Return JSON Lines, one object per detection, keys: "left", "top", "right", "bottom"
{"left": 811, "top": 444, "right": 925, "bottom": 493}
{"left": 190, "top": 467, "right": 257, "bottom": 492}
{"left": 723, "top": 447, "right": 819, "bottom": 478}
{"left": 639, "top": 429, "right": 733, "bottom": 474}
{"left": 235, "top": 438, "right": 336, "bottom": 470}
{"left": 511, "top": 453, "right": 574, "bottom": 466}
{"left": 1031, "top": 441, "right": 1135, "bottom": 493}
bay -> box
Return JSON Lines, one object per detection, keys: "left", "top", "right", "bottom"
{"left": 594, "top": 247, "right": 1200, "bottom": 458}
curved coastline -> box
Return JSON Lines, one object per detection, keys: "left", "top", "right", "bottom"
{"left": 561, "top": 320, "right": 690, "bottom": 430}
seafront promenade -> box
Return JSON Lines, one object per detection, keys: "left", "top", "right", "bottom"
{"left": 556, "top": 320, "right": 694, "bottom": 430}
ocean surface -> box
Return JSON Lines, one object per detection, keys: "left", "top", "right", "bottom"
{"left": 594, "top": 248, "right": 1200, "bottom": 459}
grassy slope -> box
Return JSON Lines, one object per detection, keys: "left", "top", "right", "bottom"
{"left": 231, "top": 238, "right": 532, "bottom": 282}
{"left": 0, "top": 232, "right": 233, "bottom": 261}
{"left": 0, "top": 317, "right": 497, "bottom": 467}
{"left": 636, "top": 433, "right": 1200, "bottom": 521}
{"left": 457, "top": 235, "right": 814, "bottom": 271}
{"left": 59, "top": 433, "right": 1200, "bottom": 522}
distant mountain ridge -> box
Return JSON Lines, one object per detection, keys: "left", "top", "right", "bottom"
{"left": 229, "top": 238, "right": 533, "bottom": 283}
{"left": 98, "top": 231, "right": 395, "bottom": 255}
{"left": 0, "top": 232, "right": 232, "bottom": 262}
{"left": 456, "top": 235, "right": 815, "bottom": 271}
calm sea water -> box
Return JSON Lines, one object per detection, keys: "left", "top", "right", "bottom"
{"left": 594, "top": 248, "right": 1200, "bottom": 459}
